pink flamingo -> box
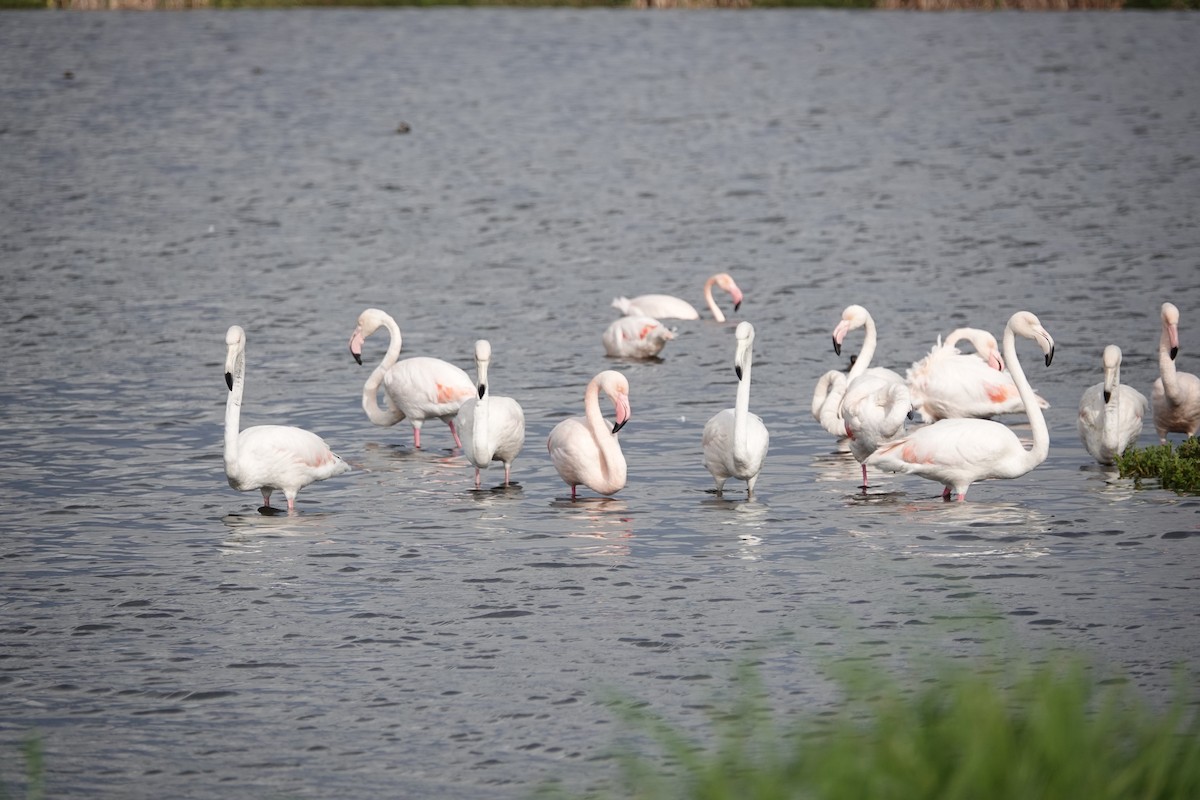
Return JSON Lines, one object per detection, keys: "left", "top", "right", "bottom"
{"left": 457, "top": 339, "right": 526, "bottom": 487}
{"left": 866, "top": 311, "right": 1055, "bottom": 501}
{"left": 223, "top": 325, "right": 351, "bottom": 512}
{"left": 612, "top": 272, "right": 744, "bottom": 323}
{"left": 547, "top": 370, "right": 631, "bottom": 500}
{"left": 702, "top": 322, "right": 769, "bottom": 498}
{"left": 1151, "top": 302, "right": 1200, "bottom": 443}
{"left": 348, "top": 308, "right": 474, "bottom": 450}
{"left": 602, "top": 315, "right": 676, "bottom": 359}
{"left": 1078, "top": 345, "right": 1147, "bottom": 465}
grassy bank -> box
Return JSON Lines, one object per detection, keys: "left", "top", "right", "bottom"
{"left": 13, "top": 0, "right": 1200, "bottom": 10}
{"left": 1116, "top": 437, "right": 1200, "bottom": 495}
{"left": 542, "top": 654, "right": 1200, "bottom": 800}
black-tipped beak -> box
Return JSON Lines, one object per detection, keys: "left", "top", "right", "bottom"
{"left": 735, "top": 365, "right": 743, "bottom": 380}
{"left": 734, "top": 301, "right": 741, "bottom": 312}
{"left": 611, "top": 419, "right": 627, "bottom": 434}
{"left": 1103, "top": 389, "right": 1112, "bottom": 404}
{"left": 1045, "top": 346, "right": 1055, "bottom": 367}
{"left": 352, "top": 351, "right": 363, "bottom": 366}
{"left": 832, "top": 336, "right": 841, "bottom": 357}
{"left": 225, "top": 372, "right": 234, "bottom": 391}
{"left": 1170, "top": 346, "right": 1179, "bottom": 361}
{"left": 477, "top": 384, "right": 486, "bottom": 399}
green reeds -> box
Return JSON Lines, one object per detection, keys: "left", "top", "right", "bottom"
{"left": 551, "top": 655, "right": 1200, "bottom": 800}
{"left": 1116, "top": 437, "right": 1200, "bottom": 495}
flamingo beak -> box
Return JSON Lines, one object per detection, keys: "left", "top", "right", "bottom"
{"left": 1045, "top": 345, "right": 1055, "bottom": 367}
{"left": 1103, "top": 389, "right": 1112, "bottom": 404}
{"left": 831, "top": 321, "right": 850, "bottom": 356}
{"left": 735, "top": 365, "right": 743, "bottom": 380}
{"left": 477, "top": 384, "right": 486, "bottom": 399}
{"left": 349, "top": 329, "right": 364, "bottom": 366}
{"left": 225, "top": 372, "right": 233, "bottom": 391}
{"left": 611, "top": 392, "right": 631, "bottom": 434}
{"left": 988, "top": 351, "right": 1005, "bottom": 372}
{"left": 1170, "top": 346, "right": 1179, "bottom": 361}
{"left": 832, "top": 335, "right": 842, "bottom": 357}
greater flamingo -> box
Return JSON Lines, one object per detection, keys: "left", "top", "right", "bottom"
{"left": 811, "top": 369, "right": 849, "bottom": 438}
{"left": 702, "top": 321, "right": 769, "bottom": 498}
{"left": 1151, "top": 302, "right": 1200, "bottom": 443}
{"left": 457, "top": 340, "right": 526, "bottom": 487}
{"left": 547, "top": 370, "right": 631, "bottom": 500}
{"left": 866, "top": 311, "right": 1055, "bottom": 501}
{"left": 602, "top": 315, "right": 676, "bottom": 359}
{"left": 1078, "top": 345, "right": 1148, "bottom": 465}
{"left": 907, "top": 328, "right": 1049, "bottom": 423}
{"left": 348, "top": 308, "right": 475, "bottom": 450}
{"left": 223, "top": 325, "right": 351, "bottom": 512}
{"left": 612, "top": 272, "right": 744, "bottom": 323}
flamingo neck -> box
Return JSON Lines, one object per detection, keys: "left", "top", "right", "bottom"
{"left": 1002, "top": 323, "right": 1049, "bottom": 467}
{"left": 362, "top": 316, "right": 405, "bottom": 426}
{"left": 584, "top": 379, "right": 626, "bottom": 491}
{"left": 472, "top": 363, "right": 491, "bottom": 457}
{"left": 1158, "top": 322, "right": 1181, "bottom": 399}
{"left": 703, "top": 276, "right": 725, "bottom": 323}
{"left": 733, "top": 361, "right": 752, "bottom": 464}
{"left": 224, "top": 352, "right": 244, "bottom": 467}
{"left": 846, "top": 316, "right": 877, "bottom": 383}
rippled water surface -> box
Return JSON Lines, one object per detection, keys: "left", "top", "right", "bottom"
{"left": 3, "top": 8, "right": 1200, "bottom": 798}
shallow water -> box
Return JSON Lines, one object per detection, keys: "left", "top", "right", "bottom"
{"left": 2, "top": 8, "right": 1199, "bottom": 798}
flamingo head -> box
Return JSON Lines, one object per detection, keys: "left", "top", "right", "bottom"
{"left": 1162, "top": 302, "right": 1180, "bottom": 360}
{"left": 224, "top": 325, "right": 246, "bottom": 390}
{"left": 831, "top": 305, "right": 868, "bottom": 356}
{"left": 734, "top": 321, "right": 755, "bottom": 380}
{"left": 349, "top": 308, "right": 391, "bottom": 365}
{"left": 1010, "top": 311, "right": 1055, "bottom": 367}
{"left": 598, "top": 370, "right": 631, "bottom": 434}
{"left": 474, "top": 339, "right": 492, "bottom": 397}
{"left": 1102, "top": 344, "right": 1122, "bottom": 403}
{"left": 715, "top": 273, "right": 744, "bottom": 312}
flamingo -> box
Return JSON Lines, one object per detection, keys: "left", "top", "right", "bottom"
{"left": 547, "top": 370, "right": 631, "bottom": 500}
{"left": 348, "top": 308, "right": 475, "bottom": 450}
{"left": 457, "top": 340, "right": 526, "bottom": 487}
{"left": 223, "top": 325, "right": 351, "bottom": 512}
{"left": 703, "top": 321, "right": 769, "bottom": 498}
{"left": 612, "top": 272, "right": 744, "bottom": 323}
{"left": 602, "top": 315, "right": 676, "bottom": 359}
{"left": 865, "top": 311, "right": 1055, "bottom": 501}
{"left": 907, "top": 327, "right": 1049, "bottom": 423}
{"left": 831, "top": 305, "right": 906, "bottom": 387}
{"left": 1078, "top": 345, "right": 1148, "bottom": 465}
{"left": 1151, "top": 302, "right": 1200, "bottom": 443}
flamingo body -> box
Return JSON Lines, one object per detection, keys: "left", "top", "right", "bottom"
{"left": 349, "top": 308, "right": 475, "bottom": 449}
{"left": 612, "top": 272, "right": 744, "bottom": 323}
{"left": 223, "top": 325, "right": 350, "bottom": 512}
{"left": 1078, "top": 345, "right": 1147, "bottom": 465}
{"left": 811, "top": 369, "right": 849, "bottom": 438}
{"left": 457, "top": 340, "right": 526, "bottom": 487}
{"left": 602, "top": 315, "right": 675, "bottom": 359}
{"left": 1151, "top": 302, "right": 1200, "bottom": 443}
{"left": 547, "top": 370, "right": 631, "bottom": 499}
{"left": 703, "top": 321, "right": 769, "bottom": 498}
{"left": 866, "top": 311, "right": 1055, "bottom": 501}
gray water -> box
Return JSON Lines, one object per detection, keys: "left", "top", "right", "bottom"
{"left": 2, "top": 8, "right": 1199, "bottom": 798}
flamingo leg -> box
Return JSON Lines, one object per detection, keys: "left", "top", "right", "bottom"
{"left": 570, "top": 485, "right": 577, "bottom": 500}
{"left": 942, "top": 486, "right": 952, "bottom": 501}
{"left": 861, "top": 463, "right": 868, "bottom": 490}
{"left": 503, "top": 464, "right": 512, "bottom": 485}
{"left": 474, "top": 468, "right": 481, "bottom": 489}
{"left": 413, "top": 426, "right": 421, "bottom": 450}
{"left": 448, "top": 419, "right": 463, "bottom": 449}
{"left": 261, "top": 488, "right": 273, "bottom": 508}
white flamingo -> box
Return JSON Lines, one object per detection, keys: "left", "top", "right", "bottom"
{"left": 811, "top": 369, "right": 850, "bottom": 438}
{"left": 602, "top": 315, "right": 676, "bottom": 359}
{"left": 907, "top": 327, "right": 1049, "bottom": 423}
{"left": 547, "top": 370, "right": 631, "bottom": 500}
{"left": 1078, "top": 345, "right": 1148, "bottom": 465}
{"left": 612, "top": 272, "right": 744, "bottom": 323}
{"left": 223, "top": 325, "right": 351, "bottom": 512}
{"left": 348, "top": 308, "right": 475, "bottom": 450}
{"left": 866, "top": 311, "right": 1055, "bottom": 501}
{"left": 703, "top": 321, "right": 769, "bottom": 498}
{"left": 1151, "top": 302, "right": 1200, "bottom": 443}
{"left": 457, "top": 340, "right": 526, "bottom": 487}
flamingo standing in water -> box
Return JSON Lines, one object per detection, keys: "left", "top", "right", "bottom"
{"left": 612, "top": 272, "right": 744, "bottom": 323}
{"left": 866, "top": 311, "right": 1055, "bottom": 501}
{"left": 1151, "top": 302, "right": 1200, "bottom": 443}
{"left": 1078, "top": 345, "right": 1148, "bottom": 465}
{"left": 830, "top": 305, "right": 909, "bottom": 487}
{"left": 702, "top": 321, "right": 769, "bottom": 498}
{"left": 457, "top": 340, "right": 526, "bottom": 487}
{"left": 602, "top": 315, "right": 676, "bottom": 359}
{"left": 348, "top": 308, "right": 475, "bottom": 450}
{"left": 547, "top": 370, "right": 631, "bottom": 500}
{"left": 907, "top": 328, "right": 1049, "bottom": 423}
{"left": 223, "top": 325, "right": 351, "bottom": 512}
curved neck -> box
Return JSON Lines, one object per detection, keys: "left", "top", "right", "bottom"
{"left": 846, "top": 316, "right": 877, "bottom": 383}
{"left": 362, "top": 316, "right": 405, "bottom": 426}
{"left": 1003, "top": 324, "right": 1049, "bottom": 466}
{"left": 224, "top": 352, "right": 244, "bottom": 465}
{"left": 703, "top": 276, "right": 725, "bottom": 323}
{"left": 584, "top": 379, "right": 626, "bottom": 490}
{"left": 472, "top": 361, "right": 491, "bottom": 454}
{"left": 733, "top": 357, "right": 752, "bottom": 463}
{"left": 1159, "top": 321, "right": 1180, "bottom": 399}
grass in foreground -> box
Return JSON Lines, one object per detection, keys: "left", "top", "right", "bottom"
{"left": 1116, "top": 437, "right": 1200, "bottom": 495}
{"left": 542, "top": 655, "right": 1200, "bottom": 800}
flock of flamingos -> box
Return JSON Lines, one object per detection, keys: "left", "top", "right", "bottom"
{"left": 221, "top": 274, "right": 1200, "bottom": 512}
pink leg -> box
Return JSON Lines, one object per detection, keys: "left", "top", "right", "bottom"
{"left": 261, "top": 488, "right": 273, "bottom": 508}
{"left": 448, "top": 420, "right": 462, "bottom": 449}
{"left": 942, "top": 486, "right": 952, "bottom": 501}
{"left": 956, "top": 489, "right": 967, "bottom": 502}
{"left": 860, "top": 463, "right": 868, "bottom": 490}
{"left": 474, "top": 467, "right": 481, "bottom": 488}
{"left": 413, "top": 426, "right": 421, "bottom": 449}
{"left": 503, "top": 464, "right": 511, "bottom": 485}
{"left": 286, "top": 496, "right": 296, "bottom": 512}
{"left": 570, "top": 484, "right": 577, "bottom": 500}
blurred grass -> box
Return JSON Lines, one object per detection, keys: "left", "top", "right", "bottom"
{"left": 540, "top": 654, "right": 1200, "bottom": 800}
{"left": 1116, "top": 437, "right": 1200, "bottom": 495}
{"left": 11, "top": 0, "right": 1200, "bottom": 9}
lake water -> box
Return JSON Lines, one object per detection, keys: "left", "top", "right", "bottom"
{"left": 2, "top": 8, "right": 1199, "bottom": 798}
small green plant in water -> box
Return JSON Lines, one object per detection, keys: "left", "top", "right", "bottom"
{"left": 550, "top": 656, "right": 1200, "bottom": 800}
{"left": 1115, "top": 437, "right": 1200, "bottom": 495}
